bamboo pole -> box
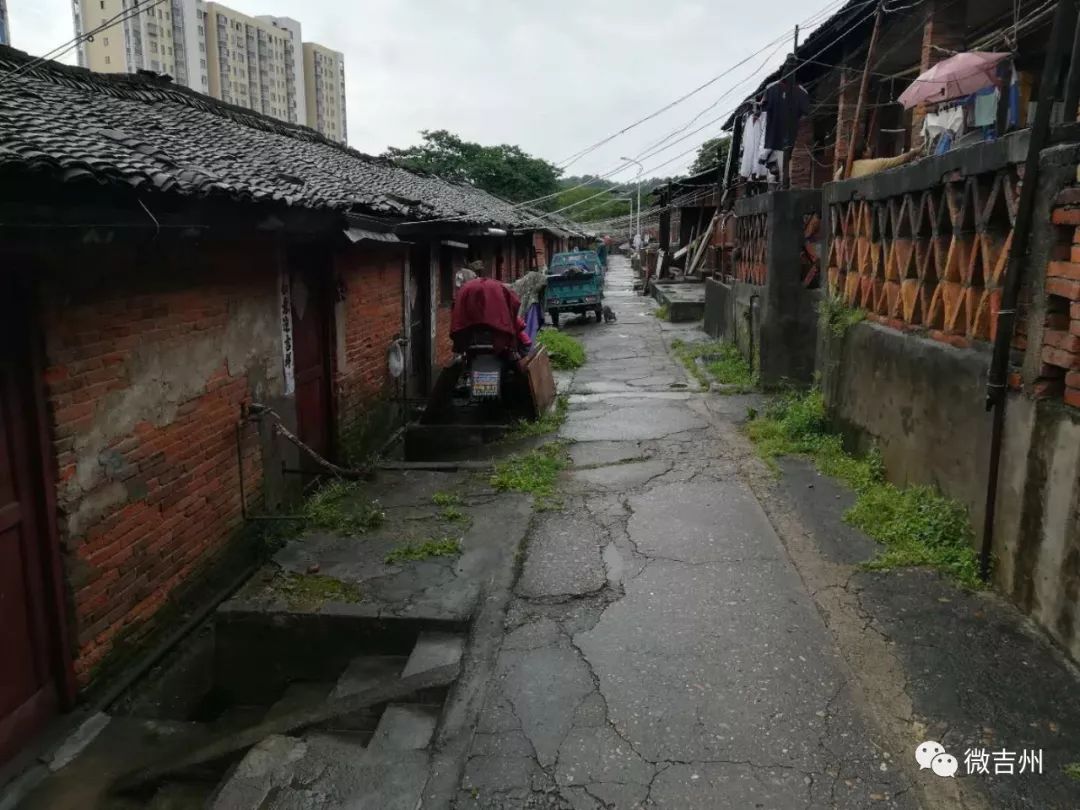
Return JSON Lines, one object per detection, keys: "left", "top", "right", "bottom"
{"left": 843, "top": 1, "right": 885, "bottom": 179}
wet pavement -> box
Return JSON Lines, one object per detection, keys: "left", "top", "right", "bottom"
{"left": 452, "top": 257, "right": 917, "bottom": 809}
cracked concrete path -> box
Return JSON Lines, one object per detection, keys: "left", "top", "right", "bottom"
{"left": 452, "top": 258, "right": 913, "bottom": 809}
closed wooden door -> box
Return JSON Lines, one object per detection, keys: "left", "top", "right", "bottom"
{"left": 289, "top": 255, "right": 332, "bottom": 466}
{"left": 0, "top": 287, "right": 59, "bottom": 764}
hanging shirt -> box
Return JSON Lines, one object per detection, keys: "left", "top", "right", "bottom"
{"left": 761, "top": 80, "right": 810, "bottom": 151}
{"left": 739, "top": 112, "right": 767, "bottom": 178}
{"left": 972, "top": 87, "right": 998, "bottom": 128}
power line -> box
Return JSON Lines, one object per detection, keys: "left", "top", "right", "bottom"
{"left": 555, "top": 0, "right": 862, "bottom": 170}
{"left": 0, "top": 0, "right": 169, "bottom": 88}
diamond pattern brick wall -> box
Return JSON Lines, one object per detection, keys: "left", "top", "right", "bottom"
{"left": 826, "top": 165, "right": 1023, "bottom": 347}
{"left": 735, "top": 211, "right": 768, "bottom": 285}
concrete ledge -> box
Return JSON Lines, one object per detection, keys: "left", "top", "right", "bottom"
{"left": 653, "top": 282, "right": 705, "bottom": 322}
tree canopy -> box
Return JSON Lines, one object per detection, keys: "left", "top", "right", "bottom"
{"left": 688, "top": 136, "right": 732, "bottom": 175}
{"left": 383, "top": 130, "right": 562, "bottom": 205}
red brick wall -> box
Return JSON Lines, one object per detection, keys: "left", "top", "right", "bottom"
{"left": 533, "top": 232, "right": 548, "bottom": 269}
{"left": 790, "top": 117, "right": 814, "bottom": 189}
{"left": 435, "top": 270, "right": 454, "bottom": 368}
{"left": 334, "top": 244, "right": 405, "bottom": 427}
{"left": 38, "top": 242, "right": 282, "bottom": 685}
{"left": 1041, "top": 193, "right": 1080, "bottom": 407}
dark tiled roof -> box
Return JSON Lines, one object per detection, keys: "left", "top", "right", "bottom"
{"left": 0, "top": 45, "right": 564, "bottom": 230}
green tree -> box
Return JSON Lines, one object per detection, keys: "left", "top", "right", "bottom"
{"left": 383, "top": 130, "right": 561, "bottom": 204}
{"left": 553, "top": 186, "right": 631, "bottom": 222}
{"left": 688, "top": 136, "right": 732, "bottom": 175}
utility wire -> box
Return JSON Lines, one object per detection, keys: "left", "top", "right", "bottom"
{"left": 0, "top": 0, "right": 169, "bottom": 87}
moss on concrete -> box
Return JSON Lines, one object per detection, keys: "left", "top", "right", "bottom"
{"left": 271, "top": 572, "right": 363, "bottom": 611}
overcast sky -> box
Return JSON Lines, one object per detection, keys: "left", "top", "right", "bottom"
{"left": 10, "top": 0, "right": 818, "bottom": 182}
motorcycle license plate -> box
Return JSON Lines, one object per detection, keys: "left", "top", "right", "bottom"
{"left": 471, "top": 370, "right": 500, "bottom": 398}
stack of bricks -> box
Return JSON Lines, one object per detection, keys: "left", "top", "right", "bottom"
{"left": 1045, "top": 187, "right": 1080, "bottom": 407}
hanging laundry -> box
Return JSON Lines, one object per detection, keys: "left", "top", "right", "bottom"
{"left": 739, "top": 111, "right": 767, "bottom": 179}
{"left": 922, "top": 105, "right": 964, "bottom": 153}
{"left": 761, "top": 75, "right": 810, "bottom": 151}
{"left": 972, "top": 87, "right": 998, "bottom": 128}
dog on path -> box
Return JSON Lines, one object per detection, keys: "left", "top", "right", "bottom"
{"left": 602, "top": 305, "right": 617, "bottom": 324}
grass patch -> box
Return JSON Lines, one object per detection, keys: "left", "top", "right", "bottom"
{"left": 654, "top": 304, "right": 670, "bottom": 320}
{"left": 385, "top": 537, "right": 462, "bottom": 564}
{"left": 537, "top": 328, "right": 586, "bottom": 370}
{"left": 746, "top": 389, "right": 981, "bottom": 587}
{"left": 442, "top": 506, "right": 467, "bottom": 522}
{"left": 1064, "top": 762, "right": 1080, "bottom": 781}
{"left": 304, "top": 479, "right": 385, "bottom": 535}
{"left": 507, "top": 393, "right": 569, "bottom": 439}
{"left": 432, "top": 492, "right": 463, "bottom": 507}
{"left": 819, "top": 294, "right": 866, "bottom": 338}
{"left": 272, "top": 572, "right": 362, "bottom": 610}
{"left": 671, "top": 339, "right": 756, "bottom": 392}
{"left": 490, "top": 442, "right": 569, "bottom": 508}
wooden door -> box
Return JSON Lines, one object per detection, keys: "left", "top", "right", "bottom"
{"left": 289, "top": 254, "right": 332, "bottom": 466}
{"left": 0, "top": 284, "right": 60, "bottom": 764}
{"left": 408, "top": 245, "right": 431, "bottom": 399}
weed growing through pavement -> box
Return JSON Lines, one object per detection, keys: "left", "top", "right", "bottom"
{"left": 385, "top": 537, "right": 463, "bottom": 564}
{"left": 442, "top": 506, "right": 467, "bottom": 522}
{"left": 1064, "top": 762, "right": 1080, "bottom": 781}
{"left": 272, "top": 572, "right": 362, "bottom": 610}
{"left": 432, "top": 492, "right": 463, "bottom": 507}
{"left": 653, "top": 304, "right": 670, "bottom": 321}
{"left": 671, "top": 339, "right": 755, "bottom": 392}
{"left": 304, "top": 479, "right": 385, "bottom": 535}
{"left": 747, "top": 389, "right": 981, "bottom": 587}
{"left": 536, "top": 328, "right": 586, "bottom": 370}
{"left": 507, "top": 394, "right": 569, "bottom": 439}
{"left": 490, "top": 442, "right": 569, "bottom": 509}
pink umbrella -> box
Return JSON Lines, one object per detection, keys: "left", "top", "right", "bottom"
{"left": 898, "top": 52, "right": 1011, "bottom": 109}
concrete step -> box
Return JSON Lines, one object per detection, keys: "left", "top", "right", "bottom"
{"left": 263, "top": 681, "right": 334, "bottom": 720}
{"left": 367, "top": 704, "right": 439, "bottom": 753}
{"left": 330, "top": 655, "right": 407, "bottom": 699}
{"left": 208, "top": 734, "right": 307, "bottom": 810}
{"left": 400, "top": 631, "right": 465, "bottom": 680}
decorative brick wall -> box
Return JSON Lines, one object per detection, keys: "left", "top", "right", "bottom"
{"left": 826, "top": 163, "right": 1022, "bottom": 347}
{"left": 38, "top": 242, "right": 283, "bottom": 685}
{"left": 735, "top": 212, "right": 768, "bottom": 285}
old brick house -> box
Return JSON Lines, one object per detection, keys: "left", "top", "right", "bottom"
{"left": 0, "top": 44, "right": 577, "bottom": 761}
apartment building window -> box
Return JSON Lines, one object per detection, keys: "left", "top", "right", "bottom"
{"left": 104, "top": 55, "right": 111, "bottom": 64}
{"left": 103, "top": 36, "right": 109, "bottom": 45}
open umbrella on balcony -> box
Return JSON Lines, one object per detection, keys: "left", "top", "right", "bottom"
{"left": 898, "top": 52, "right": 1011, "bottom": 109}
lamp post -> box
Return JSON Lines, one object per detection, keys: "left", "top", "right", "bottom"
{"left": 615, "top": 192, "right": 634, "bottom": 248}
{"left": 620, "top": 156, "right": 643, "bottom": 250}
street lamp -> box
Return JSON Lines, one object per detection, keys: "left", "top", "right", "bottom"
{"left": 615, "top": 192, "right": 634, "bottom": 249}
{"left": 620, "top": 156, "right": 643, "bottom": 250}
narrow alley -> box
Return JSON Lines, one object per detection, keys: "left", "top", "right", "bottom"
{"left": 450, "top": 256, "right": 1080, "bottom": 810}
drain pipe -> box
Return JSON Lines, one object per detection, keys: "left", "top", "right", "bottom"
{"left": 747, "top": 293, "right": 761, "bottom": 376}
{"left": 980, "top": 0, "right": 1076, "bottom": 582}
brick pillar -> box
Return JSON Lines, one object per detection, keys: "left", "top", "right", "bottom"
{"left": 834, "top": 67, "right": 860, "bottom": 175}
{"left": 911, "top": 0, "right": 966, "bottom": 148}
{"left": 789, "top": 117, "right": 814, "bottom": 189}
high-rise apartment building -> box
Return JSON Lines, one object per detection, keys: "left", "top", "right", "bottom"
{"left": 303, "top": 43, "right": 347, "bottom": 145}
{"left": 0, "top": 0, "right": 11, "bottom": 46}
{"left": 73, "top": 0, "right": 347, "bottom": 143}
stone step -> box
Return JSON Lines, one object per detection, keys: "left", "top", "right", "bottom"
{"left": 263, "top": 681, "right": 334, "bottom": 720}
{"left": 208, "top": 734, "right": 307, "bottom": 810}
{"left": 330, "top": 655, "right": 407, "bottom": 700}
{"left": 367, "top": 704, "right": 440, "bottom": 753}
{"left": 400, "top": 632, "right": 465, "bottom": 680}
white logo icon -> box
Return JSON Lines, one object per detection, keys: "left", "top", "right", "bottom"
{"left": 931, "top": 753, "right": 959, "bottom": 778}
{"left": 916, "top": 741, "right": 946, "bottom": 770}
